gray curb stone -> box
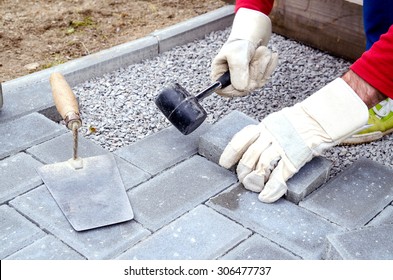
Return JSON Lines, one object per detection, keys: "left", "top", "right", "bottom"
{"left": 5, "top": 235, "right": 85, "bottom": 260}
{"left": 0, "top": 113, "right": 66, "bottom": 159}
{"left": 0, "top": 5, "right": 234, "bottom": 124}
{"left": 9, "top": 185, "right": 151, "bottom": 260}
{"left": 367, "top": 206, "right": 393, "bottom": 227}
{"left": 0, "top": 152, "right": 43, "bottom": 204}
{"left": 0, "top": 205, "right": 45, "bottom": 259}
{"left": 128, "top": 155, "right": 237, "bottom": 231}
{"left": 300, "top": 158, "right": 393, "bottom": 229}
{"left": 324, "top": 224, "right": 393, "bottom": 260}
{"left": 220, "top": 233, "right": 300, "bottom": 260}
{"left": 206, "top": 184, "right": 344, "bottom": 259}
{"left": 117, "top": 205, "right": 251, "bottom": 260}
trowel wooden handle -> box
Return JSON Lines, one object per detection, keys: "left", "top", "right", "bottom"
{"left": 50, "top": 72, "right": 81, "bottom": 129}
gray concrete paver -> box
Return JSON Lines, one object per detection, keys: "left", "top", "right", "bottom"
{"left": 220, "top": 234, "right": 300, "bottom": 260}
{"left": 116, "top": 205, "right": 251, "bottom": 260}
{"left": 0, "top": 205, "right": 45, "bottom": 259}
{"left": 324, "top": 224, "right": 393, "bottom": 260}
{"left": 5, "top": 235, "right": 85, "bottom": 260}
{"left": 0, "top": 112, "right": 66, "bottom": 159}
{"left": 9, "top": 185, "right": 151, "bottom": 260}
{"left": 115, "top": 124, "right": 211, "bottom": 176}
{"left": 0, "top": 152, "right": 43, "bottom": 204}
{"left": 300, "top": 158, "right": 393, "bottom": 229}
{"left": 128, "top": 155, "right": 237, "bottom": 231}
{"left": 206, "top": 184, "right": 344, "bottom": 260}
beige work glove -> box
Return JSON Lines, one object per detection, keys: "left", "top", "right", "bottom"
{"left": 211, "top": 8, "right": 278, "bottom": 97}
{"left": 219, "top": 78, "right": 369, "bottom": 203}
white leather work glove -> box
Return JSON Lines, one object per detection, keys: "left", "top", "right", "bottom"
{"left": 219, "top": 78, "right": 369, "bottom": 203}
{"left": 211, "top": 8, "right": 278, "bottom": 97}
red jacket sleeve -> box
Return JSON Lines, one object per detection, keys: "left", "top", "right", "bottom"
{"left": 235, "top": 0, "right": 274, "bottom": 15}
{"left": 350, "top": 25, "right": 393, "bottom": 99}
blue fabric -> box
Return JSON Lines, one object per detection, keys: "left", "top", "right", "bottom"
{"left": 363, "top": 0, "right": 393, "bottom": 50}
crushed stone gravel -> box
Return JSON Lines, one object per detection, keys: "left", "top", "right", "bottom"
{"left": 74, "top": 27, "right": 393, "bottom": 178}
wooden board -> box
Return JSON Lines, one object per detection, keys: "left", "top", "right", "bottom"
{"left": 270, "top": 0, "right": 365, "bottom": 61}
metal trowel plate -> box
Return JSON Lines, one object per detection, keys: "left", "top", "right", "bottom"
{"left": 37, "top": 154, "right": 133, "bottom": 231}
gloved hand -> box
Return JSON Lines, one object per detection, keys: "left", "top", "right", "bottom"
{"left": 219, "top": 78, "right": 369, "bottom": 203}
{"left": 211, "top": 8, "right": 278, "bottom": 97}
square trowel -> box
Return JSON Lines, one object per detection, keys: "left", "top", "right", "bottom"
{"left": 37, "top": 72, "right": 134, "bottom": 231}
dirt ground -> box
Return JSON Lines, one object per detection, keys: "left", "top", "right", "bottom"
{"left": 0, "top": 0, "right": 229, "bottom": 83}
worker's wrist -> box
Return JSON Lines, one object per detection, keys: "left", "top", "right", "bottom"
{"left": 341, "top": 70, "right": 386, "bottom": 108}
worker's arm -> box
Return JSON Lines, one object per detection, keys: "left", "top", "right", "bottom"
{"left": 350, "top": 25, "right": 393, "bottom": 100}
{"left": 211, "top": 0, "right": 277, "bottom": 97}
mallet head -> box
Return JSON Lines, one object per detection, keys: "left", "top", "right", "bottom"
{"left": 155, "top": 83, "right": 207, "bottom": 135}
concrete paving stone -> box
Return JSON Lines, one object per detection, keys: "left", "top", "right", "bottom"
{"left": 115, "top": 124, "right": 211, "bottom": 176}
{"left": 26, "top": 132, "right": 150, "bottom": 190}
{"left": 117, "top": 205, "right": 251, "bottom": 260}
{"left": 0, "top": 205, "right": 45, "bottom": 259}
{"left": 300, "top": 158, "right": 393, "bottom": 229}
{"left": 286, "top": 157, "right": 332, "bottom": 204}
{"left": 324, "top": 224, "right": 393, "bottom": 260}
{"left": 0, "top": 112, "right": 66, "bottom": 159}
{"left": 367, "top": 206, "right": 393, "bottom": 227}
{"left": 9, "top": 185, "right": 151, "bottom": 260}
{"left": 151, "top": 5, "right": 234, "bottom": 53}
{"left": 198, "top": 110, "right": 258, "bottom": 165}
{"left": 5, "top": 235, "right": 85, "bottom": 260}
{"left": 220, "top": 233, "right": 300, "bottom": 260}
{"left": 0, "top": 153, "right": 43, "bottom": 204}
{"left": 128, "top": 155, "right": 237, "bottom": 231}
{"left": 206, "top": 184, "right": 344, "bottom": 260}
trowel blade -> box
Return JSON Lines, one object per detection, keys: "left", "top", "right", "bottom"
{"left": 37, "top": 153, "right": 133, "bottom": 231}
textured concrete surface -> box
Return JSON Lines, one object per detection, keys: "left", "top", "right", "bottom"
{"left": 1, "top": 6, "right": 393, "bottom": 260}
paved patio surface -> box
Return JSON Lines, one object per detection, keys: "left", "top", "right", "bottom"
{"left": 1, "top": 6, "right": 393, "bottom": 261}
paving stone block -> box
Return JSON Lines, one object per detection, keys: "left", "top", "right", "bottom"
{"left": 220, "top": 234, "right": 300, "bottom": 260}
{"left": 6, "top": 235, "right": 85, "bottom": 260}
{"left": 286, "top": 157, "right": 332, "bottom": 204}
{"left": 300, "top": 158, "right": 393, "bottom": 229}
{"left": 9, "top": 185, "right": 151, "bottom": 260}
{"left": 117, "top": 205, "right": 250, "bottom": 260}
{"left": 152, "top": 5, "right": 234, "bottom": 53}
{"left": 0, "top": 205, "right": 45, "bottom": 259}
{"left": 367, "top": 206, "right": 393, "bottom": 227}
{"left": 0, "top": 153, "right": 43, "bottom": 204}
{"left": 27, "top": 133, "right": 150, "bottom": 190}
{"left": 128, "top": 155, "right": 237, "bottom": 231}
{"left": 198, "top": 110, "right": 258, "bottom": 165}
{"left": 206, "top": 184, "right": 343, "bottom": 260}
{"left": 0, "top": 113, "right": 66, "bottom": 159}
{"left": 115, "top": 124, "right": 211, "bottom": 176}
{"left": 324, "top": 224, "right": 393, "bottom": 260}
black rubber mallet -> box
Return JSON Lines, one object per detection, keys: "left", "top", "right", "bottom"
{"left": 155, "top": 71, "right": 231, "bottom": 135}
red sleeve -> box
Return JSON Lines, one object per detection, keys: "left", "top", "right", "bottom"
{"left": 350, "top": 25, "right": 393, "bottom": 99}
{"left": 235, "top": 0, "right": 274, "bottom": 15}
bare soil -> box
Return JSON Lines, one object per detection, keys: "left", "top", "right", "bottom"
{"left": 0, "top": 0, "right": 228, "bottom": 83}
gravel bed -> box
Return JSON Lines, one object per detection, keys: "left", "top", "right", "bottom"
{"left": 74, "top": 27, "right": 393, "bottom": 178}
